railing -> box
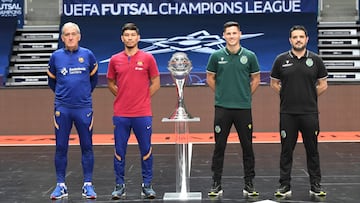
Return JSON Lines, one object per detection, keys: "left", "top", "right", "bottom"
{"left": 319, "top": 0, "right": 324, "bottom": 13}
{"left": 357, "top": 0, "right": 359, "bottom": 21}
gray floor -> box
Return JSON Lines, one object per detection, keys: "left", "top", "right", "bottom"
{"left": 0, "top": 142, "right": 359, "bottom": 203}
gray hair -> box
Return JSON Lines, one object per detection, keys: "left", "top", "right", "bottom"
{"left": 61, "top": 22, "right": 81, "bottom": 34}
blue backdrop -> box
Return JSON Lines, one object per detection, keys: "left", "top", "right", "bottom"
{"left": 0, "top": 17, "right": 17, "bottom": 86}
{"left": 60, "top": 0, "right": 319, "bottom": 85}
{"left": 0, "top": 0, "right": 24, "bottom": 28}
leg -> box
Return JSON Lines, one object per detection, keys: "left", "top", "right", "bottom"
{"left": 211, "top": 106, "right": 233, "bottom": 182}
{"left": 299, "top": 114, "right": 321, "bottom": 185}
{"left": 113, "top": 116, "right": 131, "bottom": 184}
{"left": 233, "top": 109, "right": 255, "bottom": 182}
{"left": 53, "top": 106, "right": 72, "bottom": 183}
{"left": 279, "top": 114, "right": 299, "bottom": 186}
{"left": 233, "top": 109, "right": 259, "bottom": 196}
{"left": 73, "top": 107, "right": 94, "bottom": 183}
{"left": 132, "top": 116, "right": 156, "bottom": 198}
{"left": 132, "top": 116, "right": 153, "bottom": 184}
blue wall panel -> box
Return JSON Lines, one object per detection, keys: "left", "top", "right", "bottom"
{"left": 0, "top": 17, "right": 17, "bottom": 86}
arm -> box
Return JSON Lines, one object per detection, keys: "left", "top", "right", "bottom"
{"left": 150, "top": 75, "right": 160, "bottom": 97}
{"left": 270, "top": 78, "right": 281, "bottom": 94}
{"left": 316, "top": 77, "right": 328, "bottom": 96}
{"left": 90, "top": 63, "right": 98, "bottom": 92}
{"left": 47, "top": 69, "right": 56, "bottom": 92}
{"left": 107, "top": 78, "right": 118, "bottom": 96}
{"left": 206, "top": 72, "right": 216, "bottom": 92}
{"left": 250, "top": 72, "right": 260, "bottom": 94}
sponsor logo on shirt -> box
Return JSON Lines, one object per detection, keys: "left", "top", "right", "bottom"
{"left": 218, "top": 57, "right": 228, "bottom": 64}
{"left": 69, "top": 67, "right": 86, "bottom": 74}
{"left": 61, "top": 67, "right": 68, "bottom": 75}
{"left": 282, "top": 60, "right": 293, "bottom": 68}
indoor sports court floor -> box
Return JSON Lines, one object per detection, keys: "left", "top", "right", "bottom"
{"left": 0, "top": 132, "right": 359, "bottom": 203}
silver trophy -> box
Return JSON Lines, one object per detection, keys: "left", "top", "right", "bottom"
{"left": 167, "top": 52, "right": 193, "bottom": 120}
{"left": 162, "top": 53, "right": 201, "bottom": 200}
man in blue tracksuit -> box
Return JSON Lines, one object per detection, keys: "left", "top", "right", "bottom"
{"left": 47, "top": 22, "right": 98, "bottom": 200}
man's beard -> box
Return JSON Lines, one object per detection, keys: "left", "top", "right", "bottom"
{"left": 125, "top": 44, "right": 136, "bottom": 49}
{"left": 292, "top": 45, "right": 306, "bottom": 51}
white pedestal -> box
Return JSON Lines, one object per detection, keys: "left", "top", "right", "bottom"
{"left": 162, "top": 118, "right": 202, "bottom": 201}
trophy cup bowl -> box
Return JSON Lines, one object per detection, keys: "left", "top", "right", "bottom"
{"left": 167, "top": 52, "right": 193, "bottom": 120}
{"left": 168, "top": 52, "right": 192, "bottom": 80}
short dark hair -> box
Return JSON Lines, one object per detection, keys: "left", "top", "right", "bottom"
{"left": 223, "top": 21, "right": 240, "bottom": 32}
{"left": 121, "top": 23, "right": 139, "bottom": 35}
{"left": 289, "top": 25, "right": 308, "bottom": 37}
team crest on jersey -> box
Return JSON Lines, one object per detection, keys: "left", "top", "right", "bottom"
{"left": 60, "top": 67, "right": 68, "bottom": 75}
{"left": 306, "top": 58, "right": 314, "bottom": 67}
{"left": 135, "top": 61, "right": 144, "bottom": 70}
{"left": 78, "top": 57, "right": 84, "bottom": 63}
{"left": 240, "top": 55, "right": 248, "bottom": 64}
{"left": 215, "top": 125, "right": 221, "bottom": 133}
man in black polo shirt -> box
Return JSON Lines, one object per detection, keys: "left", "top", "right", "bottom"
{"left": 270, "top": 25, "right": 328, "bottom": 197}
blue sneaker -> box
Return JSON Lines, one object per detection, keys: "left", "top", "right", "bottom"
{"left": 50, "top": 184, "right": 68, "bottom": 200}
{"left": 82, "top": 184, "right": 97, "bottom": 199}
{"left": 141, "top": 183, "right": 156, "bottom": 199}
{"left": 112, "top": 184, "right": 126, "bottom": 200}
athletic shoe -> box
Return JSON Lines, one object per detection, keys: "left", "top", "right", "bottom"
{"left": 208, "top": 181, "right": 223, "bottom": 197}
{"left": 310, "top": 183, "right": 327, "bottom": 196}
{"left": 243, "top": 181, "right": 259, "bottom": 196}
{"left": 274, "top": 184, "right": 292, "bottom": 197}
{"left": 82, "top": 184, "right": 97, "bottom": 199}
{"left": 50, "top": 184, "right": 68, "bottom": 200}
{"left": 112, "top": 184, "right": 126, "bottom": 200}
{"left": 141, "top": 183, "right": 156, "bottom": 199}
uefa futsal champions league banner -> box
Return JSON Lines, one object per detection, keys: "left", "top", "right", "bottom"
{"left": 0, "top": 0, "right": 23, "bottom": 85}
{"left": 62, "top": 0, "right": 318, "bottom": 85}
{"left": 0, "top": 0, "right": 24, "bottom": 28}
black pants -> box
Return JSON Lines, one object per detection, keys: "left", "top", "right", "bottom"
{"left": 279, "top": 113, "right": 322, "bottom": 186}
{"left": 211, "top": 106, "right": 255, "bottom": 183}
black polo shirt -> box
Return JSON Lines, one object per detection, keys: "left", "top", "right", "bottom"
{"left": 270, "top": 50, "right": 328, "bottom": 114}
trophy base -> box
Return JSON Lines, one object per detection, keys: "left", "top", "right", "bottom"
{"left": 166, "top": 106, "right": 199, "bottom": 121}
{"left": 163, "top": 192, "right": 202, "bottom": 200}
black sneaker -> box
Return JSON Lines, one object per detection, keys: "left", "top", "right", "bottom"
{"left": 310, "top": 183, "right": 326, "bottom": 196}
{"left": 141, "top": 183, "right": 156, "bottom": 199}
{"left": 274, "top": 184, "right": 292, "bottom": 197}
{"left": 111, "top": 184, "right": 126, "bottom": 200}
{"left": 243, "top": 181, "right": 259, "bottom": 196}
{"left": 208, "top": 181, "right": 223, "bottom": 197}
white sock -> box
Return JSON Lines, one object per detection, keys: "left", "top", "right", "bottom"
{"left": 83, "top": 182, "right": 92, "bottom": 186}
{"left": 57, "top": 183, "right": 66, "bottom": 188}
